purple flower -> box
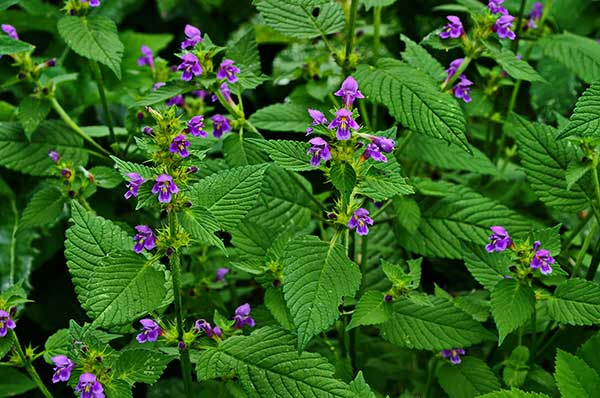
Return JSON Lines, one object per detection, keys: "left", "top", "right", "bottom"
{"left": 143, "top": 126, "right": 154, "bottom": 136}
{"left": 307, "top": 137, "right": 331, "bottom": 167}
{"left": 441, "top": 348, "right": 465, "bottom": 365}
{"left": 169, "top": 134, "right": 190, "bottom": 158}
{"left": 124, "top": 172, "right": 144, "bottom": 200}
{"left": 233, "top": 303, "right": 256, "bottom": 329}
{"left": 348, "top": 208, "right": 374, "bottom": 236}
{"left": 531, "top": 249, "right": 554, "bottom": 275}
{"left": 0, "top": 310, "right": 16, "bottom": 337}
{"left": 136, "top": 319, "right": 161, "bottom": 343}
{"left": 137, "top": 45, "right": 154, "bottom": 68}
{"left": 445, "top": 58, "right": 463, "bottom": 80}
{"left": 363, "top": 136, "right": 395, "bottom": 162}
{"left": 334, "top": 76, "right": 364, "bottom": 108}
{"left": 188, "top": 115, "right": 206, "bottom": 137}
{"left": 61, "top": 168, "right": 72, "bottom": 179}
{"left": 210, "top": 114, "right": 231, "bottom": 138}
{"left": 439, "top": 16, "right": 464, "bottom": 39}
{"left": 328, "top": 108, "right": 359, "bottom": 140}
{"left": 82, "top": 0, "right": 100, "bottom": 7}
{"left": 488, "top": 0, "right": 508, "bottom": 15}
{"left": 46, "top": 58, "right": 56, "bottom": 67}
{"left": 75, "top": 373, "right": 104, "bottom": 398}
{"left": 194, "top": 319, "right": 222, "bottom": 338}
{"left": 152, "top": 82, "right": 166, "bottom": 90}
{"left": 181, "top": 24, "right": 203, "bottom": 49}
{"left": 166, "top": 95, "right": 184, "bottom": 107}
{"left": 219, "top": 82, "right": 234, "bottom": 104}
{"left": 526, "top": 2, "right": 543, "bottom": 29}
{"left": 1, "top": 24, "right": 18, "bottom": 40}
{"left": 306, "top": 109, "right": 327, "bottom": 135}
{"left": 177, "top": 53, "right": 202, "bottom": 81}
{"left": 51, "top": 355, "right": 74, "bottom": 383}
{"left": 152, "top": 174, "right": 179, "bottom": 203}
{"left": 452, "top": 75, "right": 473, "bottom": 103}
{"left": 215, "top": 267, "right": 229, "bottom": 282}
{"left": 217, "top": 59, "right": 241, "bottom": 83}
{"left": 493, "top": 15, "right": 516, "bottom": 40}
{"left": 133, "top": 225, "right": 156, "bottom": 253}
{"left": 48, "top": 150, "right": 60, "bottom": 163}
{"left": 485, "top": 226, "right": 512, "bottom": 253}
{"left": 193, "top": 90, "right": 209, "bottom": 100}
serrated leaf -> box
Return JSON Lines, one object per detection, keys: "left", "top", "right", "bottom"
{"left": 0, "top": 121, "right": 88, "bottom": 176}
{"left": 558, "top": 81, "right": 600, "bottom": 139}
{"left": 555, "top": 349, "right": 600, "bottom": 397}
{"left": 540, "top": 32, "right": 600, "bottom": 83}
{"left": 438, "top": 356, "right": 501, "bottom": 398}
{"left": 282, "top": 235, "right": 361, "bottom": 350}
{"left": 483, "top": 44, "right": 544, "bottom": 82}
{"left": 491, "top": 278, "right": 535, "bottom": 345}
{"left": 0, "top": 35, "right": 33, "bottom": 55}
{"left": 223, "top": 134, "right": 269, "bottom": 167}
{"left": 115, "top": 349, "right": 175, "bottom": 385}
{"left": 264, "top": 287, "right": 294, "bottom": 330}
{"left": 503, "top": 346, "right": 530, "bottom": 388}
{"left": 547, "top": 279, "right": 600, "bottom": 325}
{"left": 119, "top": 31, "right": 173, "bottom": 69}
{"left": 393, "top": 196, "right": 421, "bottom": 233}
{"left": 17, "top": 97, "right": 50, "bottom": 139}
{"left": 355, "top": 58, "right": 469, "bottom": 151}
{"left": 57, "top": 15, "right": 124, "bottom": 78}
{"left": 349, "top": 371, "right": 376, "bottom": 398}
{"left": 89, "top": 166, "right": 122, "bottom": 189}
{"left": 178, "top": 206, "right": 226, "bottom": 253}
{"left": 357, "top": 166, "right": 414, "bottom": 201}
{"left": 0, "top": 0, "right": 21, "bottom": 11}
{"left": 400, "top": 34, "right": 445, "bottom": 81}
{"left": 347, "top": 291, "right": 392, "bottom": 330}
{"left": 131, "top": 81, "right": 193, "bottom": 107}
{"left": 111, "top": 156, "right": 155, "bottom": 180}
{"left": 463, "top": 242, "right": 511, "bottom": 290}
{"left": 330, "top": 161, "right": 357, "bottom": 200}
{"left": 248, "top": 138, "right": 312, "bottom": 171}
{"left": 512, "top": 114, "right": 594, "bottom": 212}
{"left": 254, "top": 0, "right": 345, "bottom": 40}
{"left": 226, "top": 29, "right": 261, "bottom": 74}
{"left": 528, "top": 225, "right": 562, "bottom": 256}
{"left": 578, "top": 331, "right": 600, "bottom": 375}
{"left": 380, "top": 296, "right": 496, "bottom": 350}
{"left": 0, "top": 368, "right": 36, "bottom": 397}
{"left": 478, "top": 389, "right": 551, "bottom": 397}
{"left": 248, "top": 103, "right": 309, "bottom": 133}
{"left": 196, "top": 327, "right": 355, "bottom": 397}
{"left": 20, "top": 185, "right": 64, "bottom": 229}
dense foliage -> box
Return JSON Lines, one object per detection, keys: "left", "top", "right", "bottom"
{"left": 1, "top": 0, "right": 600, "bottom": 397}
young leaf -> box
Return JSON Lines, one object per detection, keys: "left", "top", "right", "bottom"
{"left": 400, "top": 34, "right": 445, "bottom": 81}
{"left": 17, "top": 97, "right": 50, "bottom": 140}
{"left": 57, "top": 15, "right": 124, "bottom": 79}
{"left": 437, "top": 356, "right": 501, "bottom": 398}
{"left": 540, "top": 32, "right": 600, "bottom": 83}
{"left": 20, "top": 185, "right": 65, "bottom": 229}
{"left": 282, "top": 235, "right": 361, "bottom": 350}
{"left": 555, "top": 349, "right": 600, "bottom": 397}
{"left": 115, "top": 349, "right": 175, "bottom": 385}
{"left": 558, "top": 81, "right": 600, "bottom": 140}
{"left": 179, "top": 206, "right": 226, "bottom": 253}
{"left": 483, "top": 44, "right": 544, "bottom": 82}
{"left": 546, "top": 278, "right": 600, "bottom": 326}
{"left": 247, "top": 138, "right": 313, "bottom": 171}
{"left": 503, "top": 346, "right": 530, "bottom": 387}
{"left": 226, "top": 29, "right": 261, "bottom": 74}
{"left": 347, "top": 291, "right": 393, "bottom": 330}
{"left": 330, "top": 161, "right": 357, "bottom": 201}
{"left": 463, "top": 242, "right": 511, "bottom": 290}
{"left": 249, "top": 103, "right": 309, "bottom": 133}
{"left": 355, "top": 58, "right": 469, "bottom": 151}
{"left": 491, "top": 278, "right": 536, "bottom": 345}
{"left": 0, "top": 35, "right": 34, "bottom": 55}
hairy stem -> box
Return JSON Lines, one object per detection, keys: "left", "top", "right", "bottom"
{"left": 10, "top": 331, "right": 54, "bottom": 398}
{"left": 89, "top": 60, "right": 115, "bottom": 145}
{"left": 167, "top": 212, "right": 194, "bottom": 398}
{"left": 343, "top": 0, "right": 359, "bottom": 74}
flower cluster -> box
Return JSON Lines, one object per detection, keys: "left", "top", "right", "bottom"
{"left": 487, "top": 0, "right": 516, "bottom": 40}
{"left": 444, "top": 58, "right": 473, "bottom": 103}
{"left": 526, "top": 2, "right": 543, "bottom": 30}
{"left": 51, "top": 355, "right": 104, "bottom": 398}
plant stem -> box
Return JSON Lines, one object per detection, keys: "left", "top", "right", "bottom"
{"left": 511, "top": 0, "right": 527, "bottom": 53}
{"left": 343, "top": 0, "right": 359, "bottom": 74}
{"left": 424, "top": 357, "right": 435, "bottom": 398}
{"left": 89, "top": 60, "right": 115, "bottom": 145}
{"left": 50, "top": 98, "right": 111, "bottom": 158}
{"left": 529, "top": 305, "right": 536, "bottom": 364}
{"left": 586, "top": 237, "right": 600, "bottom": 280}
{"left": 441, "top": 56, "right": 471, "bottom": 91}
{"left": 572, "top": 221, "right": 598, "bottom": 278}
{"left": 358, "top": 100, "right": 372, "bottom": 131}
{"left": 9, "top": 198, "right": 18, "bottom": 286}
{"left": 167, "top": 211, "right": 194, "bottom": 398}
{"left": 10, "top": 331, "right": 54, "bottom": 398}
{"left": 563, "top": 211, "right": 593, "bottom": 250}
{"left": 395, "top": 130, "right": 415, "bottom": 155}
{"left": 373, "top": 6, "right": 382, "bottom": 60}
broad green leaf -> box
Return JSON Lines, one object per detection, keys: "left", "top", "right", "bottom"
{"left": 189, "top": 165, "right": 267, "bottom": 230}
{"left": 0, "top": 35, "right": 33, "bottom": 55}
{"left": 347, "top": 291, "right": 393, "bottom": 330}
{"left": 357, "top": 163, "right": 414, "bottom": 201}
{"left": 503, "top": 346, "right": 530, "bottom": 388}
{"left": 0, "top": 121, "right": 88, "bottom": 176}
{"left": 380, "top": 296, "right": 496, "bottom": 350}
{"left": 254, "top": 0, "right": 345, "bottom": 40}
{"left": 355, "top": 58, "right": 469, "bottom": 151}
{"left": 349, "top": 371, "right": 376, "bottom": 398}
{"left": 17, "top": 96, "right": 50, "bottom": 139}
{"left": 330, "top": 161, "right": 357, "bottom": 201}
{"left": 0, "top": 0, "right": 21, "bottom": 11}
{"left": 400, "top": 34, "right": 445, "bottom": 81}
{"left": 512, "top": 114, "right": 593, "bottom": 212}
{"left": 558, "top": 81, "right": 600, "bottom": 139}
{"left": 555, "top": 349, "right": 600, "bottom": 397}
{"left": 483, "top": 44, "right": 544, "bottom": 82}
{"left": 0, "top": 368, "right": 35, "bottom": 397}
{"left": 491, "top": 279, "right": 536, "bottom": 345}
{"left": 463, "top": 242, "right": 511, "bottom": 290}
{"left": 89, "top": 166, "right": 122, "bottom": 189}
{"left": 226, "top": 29, "right": 261, "bottom": 74}
{"left": 438, "top": 356, "right": 501, "bottom": 398}
{"left": 248, "top": 138, "right": 312, "bottom": 171}
{"left": 393, "top": 196, "right": 421, "bottom": 233}
{"left": 282, "top": 235, "right": 361, "bottom": 350}
{"left": 528, "top": 225, "right": 562, "bottom": 256}
{"left": 115, "top": 349, "right": 175, "bottom": 385}
{"left": 547, "top": 278, "right": 600, "bottom": 325}
{"left": 57, "top": 15, "right": 124, "bottom": 78}
{"left": 264, "top": 286, "right": 294, "bottom": 330}
{"left": 249, "top": 103, "right": 309, "bottom": 133}
{"left": 20, "top": 185, "right": 65, "bottom": 229}
{"left": 578, "top": 331, "right": 600, "bottom": 375}
{"left": 131, "top": 81, "right": 193, "bottom": 107}
{"left": 478, "top": 390, "right": 551, "bottom": 398}
{"left": 540, "top": 32, "right": 600, "bottom": 83}
{"left": 43, "top": 329, "right": 69, "bottom": 362}
{"left": 0, "top": 202, "right": 37, "bottom": 289}
{"left": 111, "top": 156, "right": 155, "bottom": 180}
{"left": 178, "top": 206, "right": 226, "bottom": 253}
{"left": 196, "top": 327, "right": 355, "bottom": 397}
{"left": 223, "top": 134, "right": 269, "bottom": 167}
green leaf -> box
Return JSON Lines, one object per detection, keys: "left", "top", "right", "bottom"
{"left": 264, "top": 286, "right": 295, "bottom": 330}
{"left": 197, "top": 327, "right": 354, "bottom": 397}
{"left": 330, "top": 161, "right": 357, "bottom": 200}
{"left": 355, "top": 58, "right": 469, "bottom": 151}
{"left": 43, "top": 329, "right": 69, "bottom": 362}
{"left": 438, "top": 356, "right": 501, "bottom": 398}
{"left": 478, "top": 389, "right": 551, "bottom": 398}
{"left": 248, "top": 138, "right": 312, "bottom": 171}
{"left": 248, "top": 103, "right": 309, "bottom": 133}
{"left": 347, "top": 291, "right": 393, "bottom": 330}
{"left": 491, "top": 278, "right": 536, "bottom": 345}
{"left": 131, "top": 81, "right": 193, "bottom": 107}
{"left": 555, "top": 349, "right": 600, "bottom": 397}
{"left": 57, "top": 15, "right": 124, "bottom": 78}
{"left": 0, "top": 0, "right": 21, "bottom": 11}
{"left": 115, "top": 349, "right": 175, "bottom": 385}
{"left": 254, "top": 0, "right": 345, "bottom": 39}
{"left": 528, "top": 225, "right": 562, "bottom": 256}
{"left": 547, "top": 278, "right": 600, "bottom": 325}
{"left": 89, "top": 166, "right": 122, "bottom": 189}
{"left": 0, "top": 35, "right": 33, "bottom": 55}
{"left": 558, "top": 81, "right": 600, "bottom": 139}
{"left": 111, "top": 156, "right": 155, "bottom": 180}
{"left": 379, "top": 296, "right": 496, "bottom": 350}
{"left": 503, "top": 346, "right": 530, "bottom": 388}
{"left": 0, "top": 121, "right": 88, "bottom": 176}
{"left": 361, "top": 0, "right": 397, "bottom": 9}
{"left": 119, "top": 30, "right": 173, "bottom": 69}
{"left": 540, "top": 32, "right": 600, "bottom": 83}
{"left": 20, "top": 185, "right": 65, "bottom": 229}
{"left": 463, "top": 242, "right": 511, "bottom": 290}
{"left": 0, "top": 368, "right": 36, "bottom": 397}
{"left": 189, "top": 165, "right": 267, "bottom": 230}
{"left": 226, "top": 29, "right": 261, "bottom": 74}
{"left": 392, "top": 196, "right": 421, "bottom": 233}
{"left": 178, "top": 206, "right": 226, "bottom": 253}
{"left": 483, "top": 44, "right": 544, "bottom": 82}
{"left": 17, "top": 96, "right": 50, "bottom": 139}
{"left": 578, "top": 331, "right": 600, "bottom": 375}
{"left": 400, "top": 34, "right": 445, "bottom": 81}
{"left": 357, "top": 164, "right": 414, "bottom": 201}
{"left": 282, "top": 235, "right": 361, "bottom": 350}
{"left": 223, "top": 134, "right": 269, "bottom": 167}
{"left": 349, "top": 371, "right": 376, "bottom": 398}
